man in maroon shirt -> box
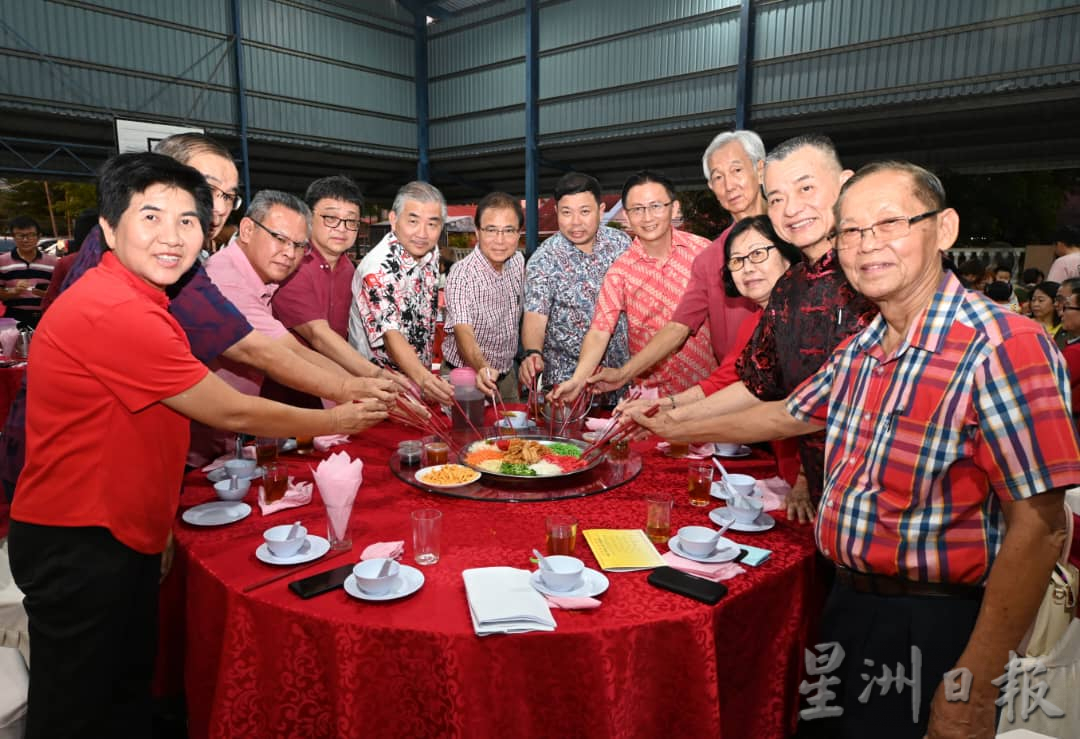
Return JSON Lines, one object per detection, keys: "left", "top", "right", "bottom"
{"left": 267, "top": 176, "right": 405, "bottom": 407}
{"left": 589, "top": 130, "right": 764, "bottom": 392}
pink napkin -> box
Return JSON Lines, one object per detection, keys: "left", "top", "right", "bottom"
{"left": 201, "top": 446, "right": 255, "bottom": 472}
{"left": 360, "top": 541, "right": 405, "bottom": 560}
{"left": 655, "top": 441, "right": 714, "bottom": 459}
{"left": 258, "top": 477, "right": 313, "bottom": 515}
{"left": 662, "top": 552, "right": 746, "bottom": 582}
{"left": 314, "top": 434, "right": 350, "bottom": 452}
{"left": 545, "top": 595, "right": 602, "bottom": 610}
{"left": 755, "top": 476, "right": 790, "bottom": 512}
{"left": 584, "top": 417, "right": 609, "bottom": 432}
{"left": 313, "top": 451, "right": 364, "bottom": 542}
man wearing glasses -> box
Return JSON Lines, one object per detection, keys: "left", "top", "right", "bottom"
{"left": 267, "top": 176, "right": 404, "bottom": 407}
{"left": 0, "top": 216, "right": 58, "bottom": 328}
{"left": 555, "top": 170, "right": 716, "bottom": 401}
{"left": 442, "top": 191, "right": 525, "bottom": 400}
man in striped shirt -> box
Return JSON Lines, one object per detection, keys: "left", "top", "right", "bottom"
{"left": 635, "top": 161, "right": 1080, "bottom": 738}
{"left": 0, "top": 217, "right": 57, "bottom": 328}
{"left": 441, "top": 191, "right": 525, "bottom": 401}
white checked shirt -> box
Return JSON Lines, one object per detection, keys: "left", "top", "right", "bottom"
{"left": 442, "top": 246, "right": 524, "bottom": 373}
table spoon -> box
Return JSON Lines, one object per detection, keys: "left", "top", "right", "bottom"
{"left": 532, "top": 548, "right": 553, "bottom": 571}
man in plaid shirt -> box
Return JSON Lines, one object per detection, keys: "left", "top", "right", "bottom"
{"left": 636, "top": 161, "right": 1080, "bottom": 738}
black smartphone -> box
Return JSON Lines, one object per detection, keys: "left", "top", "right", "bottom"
{"left": 288, "top": 563, "right": 354, "bottom": 599}
{"left": 647, "top": 566, "right": 729, "bottom": 604}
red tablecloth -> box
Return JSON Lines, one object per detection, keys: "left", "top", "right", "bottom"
{"left": 0, "top": 364, "right": 25, "bottom": 428}
{"left": 168, "top": 423, "right": 824, "bottom": 739}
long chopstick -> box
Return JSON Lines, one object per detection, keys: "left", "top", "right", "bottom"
{"left": 242, "top": 547, "right": 354, "bottom": 593}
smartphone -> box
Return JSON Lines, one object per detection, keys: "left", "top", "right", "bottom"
{"left": 647, "top": 566, "right": 728, "bottom": 604}
{"left": 288, "top": 563, "right": 354, "bottom": 599}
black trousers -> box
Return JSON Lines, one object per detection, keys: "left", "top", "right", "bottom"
{"left": 798, "top": 579, "right": 983, "bottom": 739}
{"left": 8, "top": 520, "right": 161, "bottom": 739}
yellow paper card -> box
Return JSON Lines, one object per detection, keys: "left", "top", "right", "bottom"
{"left": 583, "top": 529, "right": 666, "bottom": 571}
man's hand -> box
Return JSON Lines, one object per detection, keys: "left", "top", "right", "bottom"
{"left": 376, "top": 367, "right": 412, "bottom": 394}
{"left": 925, "top": 680, "right": 997, "bottom": 739}
{"left": 418, "top": 373, "right": 454, "bottom": 405}
{"left": 587, "top": 366, "right": 630, "bottom": 394}
{"left": 518, "top": 354, "right": 544, "bottom": 388}
{"left": 615, "top": 395, "right": 667, "bottom": 417}
{"left": 785, "top": 475, "right": 816, "bottom": 524}
{"left": 476, "top": 367, "right": 498, "bottom": 396}
{"left": 343, "top": 375, "right": 399, "bottom": 403}
{"left": 627, "top": 406, "right": 676, "bottom": 440}
{"left": 550, "top": 377, "right": 584, "bottom": 404}
{"left": 330, "top": 397, "right": 389, "bottom": 433}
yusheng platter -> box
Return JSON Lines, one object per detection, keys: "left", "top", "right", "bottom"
{"left": 461, "top": 435, "right": 603, "bottom": 479}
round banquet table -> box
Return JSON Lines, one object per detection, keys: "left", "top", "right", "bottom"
{"left": 167, "top": 417, "right": 825, "bottom": 739}
{"left": 0, "top": 362, "right": 26, "bottom": 428}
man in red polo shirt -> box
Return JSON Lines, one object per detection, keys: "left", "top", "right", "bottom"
{"left": 8, "top": 152, "right": 385, "bottom": 737}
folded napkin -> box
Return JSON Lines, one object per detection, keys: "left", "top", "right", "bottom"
{"left": 462, "top": 567, "right": 556, "bottom": 636}
{"left": 584, "top": 417, "right": 609, "bottom": 432}
{"left": 258, "top": 477, "right": 312, "bottom": 516}
{"left": 544, "top": 595, "right": 602, "bottom": 610}
{"left": 656, "top": 441, "right": 714, "bottom": 459}
{"left": 755, "top": 476, "right": 791, "bottom": 512}
{"left": 662, "top": 551, "right": 746, "bottom": 582}
{"left": 201, "top": 447, "right": 256, "bottom": 472}
{"left": 360, "top": 540, "right": 405, "bottom": 561}
{"left": 314, "top": 451, "right": 364, "bottom": 543}
{"left": 314, "top": 434, "right": 350, "bottom": 452}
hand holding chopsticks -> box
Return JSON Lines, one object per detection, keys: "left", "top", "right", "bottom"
{"left": 579, "top": 402, "right": 661, "bottom": 464}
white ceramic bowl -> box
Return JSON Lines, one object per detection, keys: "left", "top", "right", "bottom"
{"left": 213, "top": 477, "right": 251, "bottom": 502}
{"left": 724, "top": 473, "right": 757, "bottom": 497}
{"left": 729, "top": 494, "right": 765, "bottom": 524}
{"left": 263, "top": 524, "right": 308, "bottom": 558}
{"left": 503, "top": 411, "right": 529, "bottom": 428}
{"left": 538, "top": 555, "right": 585, "bottom": 591}
{"left": 714, "top": 442, "right": 742, "bottom": 456}
{"left": 677, "top": 525, "right": 721, "bottom": 556}
{"left": 224, "top": 459, "right": 257, "bottom": 479}
{"left": 352, "top": 558, "right": 402, "bottom": 595}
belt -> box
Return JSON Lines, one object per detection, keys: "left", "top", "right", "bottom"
{"left": 835, "top": 567, "right": 984, "bottom": 600}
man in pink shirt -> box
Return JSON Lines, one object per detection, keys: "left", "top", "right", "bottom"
{"left": 589, "top": 130, "right": 765, "bottom": 393}
{"left": 555, "top": 171, "right": 716, "bottom": 401}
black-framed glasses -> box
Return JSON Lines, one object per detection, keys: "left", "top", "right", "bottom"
{"left": 250, "top": 218, "right": 306, "bottom": 253}
{"left": 624, "top": 201, "right": 673, "bottom": 219}
{"left": 318, "top": 213, "right": 361, "bottom": 231}
{"left": 11, "top": 231, "right": 38, "bottom": 241}
{"left": 1061, "top": 305, "right": 1080, "bottom": 312}
{"left": 479, "top": 226, "right": 520, "bottom": 238}
{"left": 836, "top": 210, "right": 941, "bottom": 250}
{"left": 726, "top": 244, "right": 778, "bottom": 272}
{"left": 208, "top": 182, "right": 243, "bottom": 212}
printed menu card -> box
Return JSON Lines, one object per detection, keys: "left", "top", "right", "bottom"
{"left": 583, "top": 529, "right": 666, "bottom": 571}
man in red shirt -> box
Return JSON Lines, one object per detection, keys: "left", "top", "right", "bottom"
{"left": 588, "top": 130, "right": 765, "bottom": 392}
{"left": 8, "top": 152, "right": 385, "bottom": 737}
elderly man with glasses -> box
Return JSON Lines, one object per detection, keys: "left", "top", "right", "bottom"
{"left": 0, "top": 216, "right": 58, "bottom": 328}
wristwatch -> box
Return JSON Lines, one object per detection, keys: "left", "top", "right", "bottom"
{"left": 523, "top": 349, "right": 543, "bottom": 359}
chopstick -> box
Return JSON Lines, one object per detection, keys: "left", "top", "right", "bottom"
{"left": 242, "top": 547, "right": 354, "bottom": 593}
{"left": 580, "top": 403, "right": 661, "bottom": 463}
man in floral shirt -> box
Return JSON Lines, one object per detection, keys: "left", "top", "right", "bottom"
{"left": 348, "top": 181, "right": 454, "bottom": 403}
{"left": 520, "top": 172, "right": 631, "bottom": 388}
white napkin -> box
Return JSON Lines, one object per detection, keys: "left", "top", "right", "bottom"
{"left": 462, "top": 567, "right": 556, "bottom": 636}
{"left": 313, "top": 451, "right": 364, "bottom": 542}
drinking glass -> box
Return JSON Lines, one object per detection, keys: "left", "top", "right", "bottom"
{"left": 261, "top": 463, "right": 288, "bottom": 504}
{"left": 645, "top": 493, "right": 673, "bottom": 544}
{"left": 545, "top": 514, "right": 578, "bottom": 555}
{"left": 412, "top": 509, "right": 443, "bottom": 565}
{"left": 688, "top": 459, "right": 713, "bottom": 507}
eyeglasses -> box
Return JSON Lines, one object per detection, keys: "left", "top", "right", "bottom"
{"left": 250, "top": 218, "right": 307, "bottom": 253}
{"left": 624, "top": 201, "right": 673, "bottom": 219}
{"left": 726, "top": 245, "right": 778, "bottom": 272}
{"left": 208, "top": 183, "right": 243, "bottom": 212}
{"left": 836, "top": 210, "right": 941, "bottom": 250}
{"left": 479, "top": 226, "right": 520, "bottom": 238}
{"left": 1061, "top": 305, "right": 1080, "bottom": 312}
{"left": 11, "top": 232, "right": 38, "bottom": 241}
{"left": 318, "top": 213, "right": 361, "bottom": 231}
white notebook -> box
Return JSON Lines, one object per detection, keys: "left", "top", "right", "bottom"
{"left": 462, "top": 567, "right": 556, "bottom": 636}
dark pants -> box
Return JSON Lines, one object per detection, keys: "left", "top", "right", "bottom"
{"left": 798, "top": 579, "right": 983, "bottom": 739}
{"left": 9, "top": 520, "right": 161, "bottom": 738}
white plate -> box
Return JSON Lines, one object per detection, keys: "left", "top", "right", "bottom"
{"left": 414, "top": 464, "right": 481, "bottom": 489}
{"left": 713, "top": 444, "right": 752, "bottom": 458}
{"left": 667, "top": 535, "right": 740, "bottom": 563}
{"left": 343, "top": 565, "right": 425, "bottom": 601}
{"left": 529, "top": 567, "right": 610, "bottom": 598}
{"left": 255, "top": 535, "right": 330, "bottom": 566}
{"left": 182, "top": 501, "right": 252, "bottom": 527}
{"left": 207, "top": 465, "right": 265, "bottom": 484}
{"left": 708, "top": 507, "right": 776, "bottom": 533}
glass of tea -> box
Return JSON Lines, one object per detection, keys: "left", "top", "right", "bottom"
{"left": 262, "top": 463, "right": 289, "bottom": 504}
{"left": 294, "top": 435, "right": 315, "bottom": 454}
{"left": 645, "top": 493, "right": 673, "bottom": 544}
{"left": 667, "top": 441, "right": 691, "bottom": 458}
{"left": 254, "top": 437, "right": 280, "bottom": 467}
{"left": 687, "top": 459, "right": 713, "bottom": 507}
{"left": 545, "top": 514, "right": 578, "bottom": 556}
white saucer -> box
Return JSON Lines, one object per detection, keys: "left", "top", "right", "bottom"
{"left": 255, "top": 535, "right": 330, "bottom": 566}
{"left": 182, "top": 501, "right": 252, "bottom": 526}
{"left": 207, "top": 465, "right": 266, "bottom": 484}
{"left": 710, "top": 480, "right": 760, "bottom": 501}
{"left": 343, "top": 565, "right": 425, "bottom": 601}
{"left": 713, "top": 444, "right": 751, "bottom": 458}
{"left": 529, "top": 567, "right": 609, "bottom": 598}
{"left": 708, "top": 507, "right": 776, "bottom": 533}
{"left": 667, "top": 535, "right": 740, "bottom": 563}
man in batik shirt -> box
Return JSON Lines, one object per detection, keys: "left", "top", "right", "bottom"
{"left": 348, "top": 181, "right": 454, "bottom": 404}
{"left": 520, "top": 172, "right": 631, "bottom": 389}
